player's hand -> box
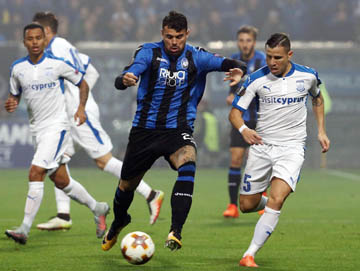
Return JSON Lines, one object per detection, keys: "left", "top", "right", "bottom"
{"left": 241, "top": 128, "right": 263, "bottom": 145}
{"left": 224, "top": 68, "right": 244, "bottom": 87}
{"left": 226, "top": 94, "right": 235, "bottom": 105}
{"left": 74, "top": 106, "right": 86, "bottom": 126}
{"left": 318, "top": 132, "right": 330, "bottom": 153}
{"left": 4, "top": 97, "right": 18, "bottom": 113}
{"left": 123, "top": 72, "right": 138, "bottom": 87}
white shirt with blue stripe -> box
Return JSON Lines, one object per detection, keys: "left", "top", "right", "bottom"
{"left": 46, "top": 37, "right": 99, "bottom": 117}
{"left": 232, "top": 62, "right": 321, "bottom": 146}
{"left": 9, "top": 52, "right": 84, "bottom": 134}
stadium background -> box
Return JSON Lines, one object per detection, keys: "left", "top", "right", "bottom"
{"left": 0, "top": 0, "right": 359, "bottom": 170}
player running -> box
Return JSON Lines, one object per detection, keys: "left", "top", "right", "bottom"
{"left": 4, "top": 23, "right": 109, "bottom": 244}
{"left": 230, "top": 33, "right": 330, "bottom": 267}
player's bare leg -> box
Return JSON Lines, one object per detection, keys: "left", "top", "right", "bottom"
{"left": 240, "top": 178, "right": 291, "bottom": 267}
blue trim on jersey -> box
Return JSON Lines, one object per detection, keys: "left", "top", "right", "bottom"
{"left": 85, "top": 113, "right": 104, "bottom": 145}
{"left": 232, "top": 95, "right": 247, "bottom": 112}
{"left": 59, "top": 77, "right": 65, "bottom": 94}
{"left": 26, "top": 53, "right": 46, "bottom": 65}
{"left": 54, "top": 130, "right": 66, "bottom": 159}
{"left": 10, "top": 56, "right": 28, "bottom": 74}
{"left": 176, "top": 176, "right": 195, "bottom": 182}
{"left": 46, "top": 36, "right": 56, "bottom": 52}
{"left": 75, "top": 75, "right": 84, "bottom": 87}
{"left": 243, "top": 66, "right": 271, "bottom": 88}
{"left": 45, "top": 53, "right": 83, "bottom": 74}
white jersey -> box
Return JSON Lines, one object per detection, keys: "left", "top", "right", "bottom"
{"left": 45, "top": 37, "right": 99, "bottom": 117}
{"left": 9, "top": 53, "right": 84, "bottom": 134}
{"left": 232, "top": 62, "right": 321, "bottom": 146}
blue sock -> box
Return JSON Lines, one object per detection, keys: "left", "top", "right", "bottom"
{"left": 170, "top": 162, "right": 196, "bottom": 235}
{"left": 112, "top": 186, "right": 134, "bottom": 227}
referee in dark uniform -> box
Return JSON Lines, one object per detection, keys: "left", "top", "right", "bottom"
{"left": 101, "top": 11, "right": 247, "bottom": 252}
{"left": 223, "top": 25, "right": 266, "bottom": 218}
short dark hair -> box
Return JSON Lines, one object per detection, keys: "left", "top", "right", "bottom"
{"left": 23, "top": 23, "right": 45, "bottom": 38}
{"left": 162, "top": 10, "right": 187, "bottom": 32}
{"left": 237, "top": 25, "right": 258, "bottom": 40}
{"left": 265, "top": 33, "right": 291, "bottom": 52}
{"left": 32, "top": 11, "right": 58, "bottom": 34}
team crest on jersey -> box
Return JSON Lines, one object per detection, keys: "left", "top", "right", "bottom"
{"left": 296, "top": 80, "right": 305, "bottom": 92}
{"left": 181, "top": 58, "right": 189, "bottom": 69}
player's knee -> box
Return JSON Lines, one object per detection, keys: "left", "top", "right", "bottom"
{"left": 28, "top": 166, "right": 46, "bottom": 181}
{"left": 95, "top": 153, "right": 112, "bottom": 170}
{"left": 239, "top": 197, "right": 258, "bottom": 213}
{"left": 95, "top": 159, "right": 106, "bottom": 170}
{"left": 267, "top": 195, "right": 285, "bottom": 210}
{"left": 230, "top": 156, "right": 242, "bottom": 168}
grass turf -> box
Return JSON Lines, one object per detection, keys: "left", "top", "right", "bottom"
{"left": 0, "top": 168, "right": 359, "bottom": 271}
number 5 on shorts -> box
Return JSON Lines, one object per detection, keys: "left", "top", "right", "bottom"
{"left": 243, "top": 174, "right": 251, "bottom": 192}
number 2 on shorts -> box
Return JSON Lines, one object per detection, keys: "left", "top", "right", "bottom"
{"left": 243, "top": 174, "right": 251, "bottom": 192}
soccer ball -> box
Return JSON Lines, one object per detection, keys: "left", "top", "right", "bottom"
{"left": 120, "top": 231, "right": 155, "bottom": 265}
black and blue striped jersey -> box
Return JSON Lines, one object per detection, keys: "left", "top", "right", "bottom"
{"left": 230, "top": 50, "right": 266, "bottom": 122}
{"left": 116, "top": 41, "right": 246, "bottom": 131}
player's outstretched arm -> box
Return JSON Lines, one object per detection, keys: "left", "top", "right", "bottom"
{"left": 115, "top": 72, "right": 138, "bottom": 90}
{"left": 74, "top": 79, "right": 89, "bottom": 126}
{"left": 229, "top": 107, "right": 262, "bottom": 145}
{"left": 312, "top": 93, "right": 330, "bottom": 153}
{"left": 4, "top": 94, "right": 20, "bottom": 113}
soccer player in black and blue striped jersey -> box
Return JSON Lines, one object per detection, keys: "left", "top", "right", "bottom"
{"left": 101, "top": 10, "right": 247, "bottom": 252}
{"left": 223, "top": 25, "right": 266, "bottom": 218}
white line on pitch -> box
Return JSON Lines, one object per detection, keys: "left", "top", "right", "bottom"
{"left": 325, "top": 169, "right": 360, "bottom": 181}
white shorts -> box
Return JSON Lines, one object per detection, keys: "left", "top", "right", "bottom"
{"left": 32, "top": 128, "right": 70, "bottom": 169}
{"left": 240, "top": 144, "right": 305, "bottom": 195}
{"left": 66, "top": 111, "right": 113, "bottom": 159}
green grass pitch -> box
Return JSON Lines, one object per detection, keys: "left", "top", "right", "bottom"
{"left": 0, "top": 168, "right": 359, "bottom": 271}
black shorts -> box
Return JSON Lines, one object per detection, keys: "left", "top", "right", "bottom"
{"left": 230, "top": 120, "right": 257, "bottom": 148}
{"left": 121, "top": 127, "right": 197, "bottom": 180}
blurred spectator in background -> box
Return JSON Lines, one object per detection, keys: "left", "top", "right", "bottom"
{"left": 0, "top": 0, "right": 357, "bottom": 42}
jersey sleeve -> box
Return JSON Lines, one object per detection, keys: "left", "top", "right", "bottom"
{"left": 122, "top": 45, "right": 152, "bottom": 77}
{"left": 83, "top": 63, "right": 99, "bottom": 91}
{"left": 231, "top": 76, "right": 256, "bottom": 112}
{"left": 9, "top": 67, "right": 22, "bottom": 96}
{"left": 196, "top": 48, "right": 225, "bottom": 73}
{"left": 49, "top": 38, "right": 85, "bottom": 73}
{"left": 309, "top": 70, "right": 321, "bottom": 97}
{"left": 58, "top": 60, "right": 84, "bottom": 86}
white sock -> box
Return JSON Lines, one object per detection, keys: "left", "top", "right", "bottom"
{"left": 136, "top": 180, "right": 152, "bottom": 199}
{"left": 103, "top": 157, "right": 152, "bottom": 199}
{"left": 103, "top": 157, "right": 122, "bottom": 179}
{"left": 243, "top": 206, "right": 281, "bottom": 257}
{"left": 21, "top": 181, "right": 44, "bottom": 235}
{"left": 54, "top": 187, "right": 71, "bottom": 214}
{"left": 252, "top": 195, "right": 268, "bottom": 212}
{"left": 62, "top": 178, "right": 97, "bottom": 212}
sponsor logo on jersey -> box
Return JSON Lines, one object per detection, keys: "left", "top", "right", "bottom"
{"left": 263, "top": 85, "right": 271, "bottom": 92}
{"left": 156, "top": 57, "right": 168, "bottom": 64}
{"left": 24, "top": 82, "right": 56, "bottom": 91}
{"left": 159, "top": 68, "right": 186, "bottom": 87}
{"left": 260, "top": 96, "right": 305, "bottom": 105}
{"left": 181, "top": 57, "right": 188, "bottom": 69}
{"left": 296, "top": 80, "right": 305, "bottom": 92}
